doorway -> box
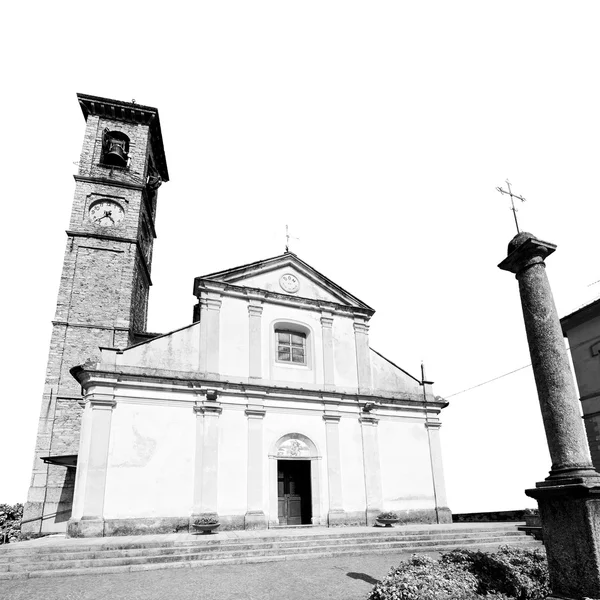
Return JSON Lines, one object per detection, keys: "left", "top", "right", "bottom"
{"left": 277, "top": 460, "right": 312, "bottom": 525}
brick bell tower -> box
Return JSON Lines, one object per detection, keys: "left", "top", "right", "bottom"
{"left": 22, "top": 94, "right": 169, "bottom": 535}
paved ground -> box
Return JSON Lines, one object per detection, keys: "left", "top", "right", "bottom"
{"left": 2, "top": 550, "right": 424, "bottom": 600}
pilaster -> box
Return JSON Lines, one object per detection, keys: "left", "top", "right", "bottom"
{"left": 248, "top": 300, "right": 264, "bottom": 380}
{"left": 321, "top": 313, "right": 335, "bottom": 391}
{"left": 323, "top": 408, "right": 345, "bottom": 524}
{"left": 191, "top": 390, "right": 222, "bottom": 523}
{"left": 199, "top": 292, "right": 222, "bottom": 377}
{"left": 245, "top": 405, "right": 267, "bottom": 529}
{"left": 424, "top": 421, "right": 451, "bottom": 522}
{"left": 353, "top": 317, "right": 372, "bottom": 393}
{"left": 68, "top": 395, "right": 116, "bottom": 537}
{"left": 359, "top": 413, "right": 382, "bottom": 525}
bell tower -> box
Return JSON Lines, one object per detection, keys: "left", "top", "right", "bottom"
{"left": 22, "top": 94, "right": 169, "bottom": 535}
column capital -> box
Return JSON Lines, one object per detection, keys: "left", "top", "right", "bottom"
{"left": 353, "top": 321, "right": 369, "bottom": 335}
{"left": 87, "top": 396, "right": 116, "bottom": 409}
{"left": 359, "top": 415, "right": 379, "bottom": 426}
{"left": 248, "top": 304, "right": 264, "bottom": 317}
{"left": 245, "top": 407, "right": 266, "bottom": 418}
{"left": 321, "top": 315, "right": 334, "bottom": 328}
{"left": 200, "top": 296, "right": 222, "bottom": 311}
{"left": 498, "top": 232, "right": 556, "bottom": 276}
{"left": 425, "top": 420, "right": 442, "bottom": 430}
{"left": 323, "top": 413, "right": 341, "bottom": 423}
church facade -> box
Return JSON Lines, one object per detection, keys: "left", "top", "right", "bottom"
{"left": 24, "top": 94, "right": 451, "bottom": 538}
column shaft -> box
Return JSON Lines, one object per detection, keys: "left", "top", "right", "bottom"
{"left": 321, "top": 314, "right": 335, "bottom": 390}
{"left": 354, "top": 319, "right": 372, "bottom": 393}
{"left": 324, "top": 413, "right": 345, "bottom": 524}
{"left": 248, "top": 303, "right": 263, "bottom": 379}
{"left": 360, "top": 416, "right": 382, "bottom": 524}
{"left": 245, "top": 408, "right": 267, "bottom": 529}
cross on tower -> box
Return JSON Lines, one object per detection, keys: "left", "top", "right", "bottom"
{"left": 496, "top": 179, "right": 526, "bottom": 233}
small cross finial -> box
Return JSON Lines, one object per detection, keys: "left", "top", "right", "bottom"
{"left": 496, "top": 179, "right": 526, "bottom": 233}
{"left": 285, "top": 225, "right": 299, "bottom": 253}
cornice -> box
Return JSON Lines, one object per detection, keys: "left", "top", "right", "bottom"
{"left": 74, "top": 174, "right": 145, "bottom": 191}
{"left": 195, "top": 279, "right": 373, "bottom": 319}
{"left": 71, "top": 365, "right": 448, "bottom": 413}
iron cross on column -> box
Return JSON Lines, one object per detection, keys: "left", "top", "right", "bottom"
{"left": 496, "top": 179, "right": 526, "bottom": 233}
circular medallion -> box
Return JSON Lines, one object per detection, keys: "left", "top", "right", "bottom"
{"left": 279, "top": 273, "right": 300, "bottom": 293}
{"left": 89, "top": 200, "right": 125, "bottom": 228}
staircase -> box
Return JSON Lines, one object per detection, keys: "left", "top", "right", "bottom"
{"left": 0, "top": 523, "right": 541, "bottom": 580}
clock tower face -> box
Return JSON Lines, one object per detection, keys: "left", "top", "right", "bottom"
{"left": 89, "top": 200, "right": 125, "bottom": 227}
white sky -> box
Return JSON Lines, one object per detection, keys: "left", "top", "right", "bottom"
{"left": 2, "top": 1, "right": 599, "bottom": 514}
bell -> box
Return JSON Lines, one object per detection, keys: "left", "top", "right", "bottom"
{"left": 104, "top": 141, "right": 127, "bottom": 167}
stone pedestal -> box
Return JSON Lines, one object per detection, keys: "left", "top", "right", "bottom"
{"left": 499, "top": 232, "right": 600, "bottom": 599}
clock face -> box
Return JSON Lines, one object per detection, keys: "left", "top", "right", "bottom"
{"left": 280, "top": 273, "right": 300, "bottom": 293}
{"left": 89, "top": 200, "right": 125, "bottom": 227}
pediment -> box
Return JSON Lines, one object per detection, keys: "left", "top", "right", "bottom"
{"left": 194, "top": 253, "right": 373, "bottom": 311}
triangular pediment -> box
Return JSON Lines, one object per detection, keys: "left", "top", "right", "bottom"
{"left": 194, "top": 253, "right": 373, "bottom": 311}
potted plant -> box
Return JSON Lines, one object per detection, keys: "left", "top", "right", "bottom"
{"left": 376, "top": 511, "right": 400, "bottom": 527}
{"left": 523, "top": 508, "right": 541, "bottom": 528}
{"left": 192, "top": 516, "right": 221, "bottom": 534}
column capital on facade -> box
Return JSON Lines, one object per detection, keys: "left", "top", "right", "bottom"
{"left": 200, "top": 296, "right": 222, "bottom": 311}
{"left": 353, "top": 321, "right": 369, "bottom": 335}
{"left": 245, "top": 407, "right": 266, "bottom": 419}
{"left": 87, "top": 395, "right": 116, "bottom": 409}
{"left": 248, "top": 303, "right": 264, "bottom": 317}
{"left": 359, "top": 415, "right": 379, "bottom": 426}
{"left": 323, "top": 413, "right": 341, "bottom": 423}
{"left": 425, "top": 420, "right": 442, "bottom": 430}
{"left": 320, "top": 314, "right": 334, "bottom": 328}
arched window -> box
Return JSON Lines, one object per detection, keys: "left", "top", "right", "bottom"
{"left": 101, "top": 129, "right": 130, "bottom": 167}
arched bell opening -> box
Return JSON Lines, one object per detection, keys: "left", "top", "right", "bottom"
{"left": 102, "top": 129, "right": 130, "bottom": 167}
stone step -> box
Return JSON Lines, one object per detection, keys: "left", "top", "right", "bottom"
{"left": 0, "top": 529, "right": 528, "bottom": 564}
{"left": 0, "top": 524, "right": 525, "bottom": 557}
{"left": 0, "top": 533, "right": 539, "bottom": 577}
{"left": 0, "top": 536, "right": 541, "bottom": 580}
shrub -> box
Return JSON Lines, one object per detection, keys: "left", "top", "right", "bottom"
{"left": 0, "top": 503, "right": 23, "bottom": 543}
{"left": 368, "top": 554, "right": 480, "bottom": 600}
{"left": 193, "top": 517, "right": 219, "bottom": 525}
{"left": 367, "top": 546, "right": 549, "bottom": 600}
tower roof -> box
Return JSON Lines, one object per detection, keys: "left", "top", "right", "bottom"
{"left": 77, "top": 93, "right": 169, "bottom": 181}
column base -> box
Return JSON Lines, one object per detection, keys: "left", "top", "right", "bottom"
{"left": 365, "top": 508, "right": 382, "bottom": 526}
{"left": 327, "top": 509, "right": 347, "bottom": 526}
{"left": 67, "top": 517, "right": 105, "bottom": 538}
{"left": 244, "top": 511, "right": 268, "bottom": 530}
{"left": 526, "top": 479, "right": 600, "bottom": 599}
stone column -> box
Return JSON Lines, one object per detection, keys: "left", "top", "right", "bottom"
{"left": 247, "top": 301, "right": 263, "bottom": 380}
{"left": 245, "top": 406, "right": 267, "bottom": 529}
{"left": 424, "top": 421, "right": 452, "bottom": 523}
{"left": 199, "top": 292, "right": 222, "bottom": 377}
{"left": 359, "top": 413, "right": 383, "bottom": 525}
{"left": 191, "top": 391, "right": 222, "bottom": 524}
{"left": 321, "top": 313, "right": 335, "bottom": 391}
{"left": 323, "top": 409, "right": 346, "bottom": 525}
{"left": 354, "top": 317, "right": 372, "bottom": 394}
{"left": 69, "top": 395, "right": 116, "bottom": 537}
{"left": 499, "top": 231, "right": 600, "bottom": 599}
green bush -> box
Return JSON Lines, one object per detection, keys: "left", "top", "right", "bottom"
{"left": 0, "top": 503, "right": 23, "bottom": 543}
{"left": 367, "top": 546, "right": 549, "bottom": 600}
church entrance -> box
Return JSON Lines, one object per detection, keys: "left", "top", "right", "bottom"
{"left": 277, "top": 460, "right": 312, "bottom": 525}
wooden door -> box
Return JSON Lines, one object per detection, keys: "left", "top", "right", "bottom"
{"left": 277, "top": 461, "right": 309, "bottom": 525}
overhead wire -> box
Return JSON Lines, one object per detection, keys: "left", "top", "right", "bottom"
{"left": 444, "top": 333, "right": 600, "bottom": 399}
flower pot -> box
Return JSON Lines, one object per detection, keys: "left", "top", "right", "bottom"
{"left": 193, "top": 523, "right": 221, "bottom": 535}
{"left": 376, "top": 518, "right": 399, "bottom": 527}
{"left": 524, "top": 514, "right": 541, "bottom": 528}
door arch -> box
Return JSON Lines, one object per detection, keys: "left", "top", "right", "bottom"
{"left": 268, "top": 433, "right": 323, "bottom": 526}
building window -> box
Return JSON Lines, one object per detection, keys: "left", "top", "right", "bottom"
{"left": 276, "top": 330, "right": 306, "bottom": 364}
